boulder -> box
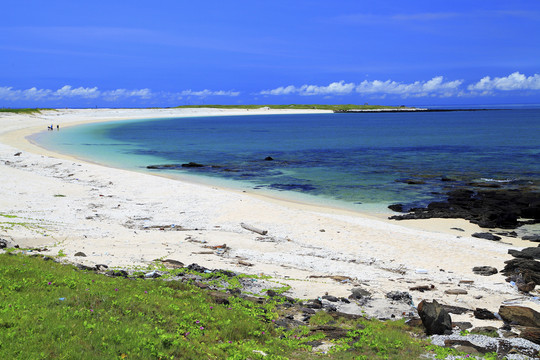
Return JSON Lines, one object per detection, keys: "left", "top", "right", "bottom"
{"left": 473, "top": 266, "right": 498, "bottom": 276}
{"left": 417, "top": 299, "right": 452, "bottom": 335}
{"left": 264, "top": 156, "right": 274, "bottom": 161}
{"left": 0, "top": 238, "right": 7, "bottom": 249}
{"left": 474, "top": 308, "right": 497, "bottom": 320}
{"left": 499, "top": 305, "right": 540, "bottom": 328}
{"left": 74, "top": 252, "right": 86, "bottom": 257}
{"left": 160, "top": 259, "right": 184, "bottom": 269}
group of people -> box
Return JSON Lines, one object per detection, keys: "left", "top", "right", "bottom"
{"left": 47, "top": 124, "right": 59, "bottom": 131}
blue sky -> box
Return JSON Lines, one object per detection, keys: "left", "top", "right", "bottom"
{"left": 1, "top": 0, "right": 540, "bottom": 107}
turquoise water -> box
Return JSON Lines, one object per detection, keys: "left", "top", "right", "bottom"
{"left": 31, "top": 109, "right": 540, "bottom": 212}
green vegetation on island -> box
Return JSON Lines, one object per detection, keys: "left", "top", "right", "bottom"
{"left": 0, "top": 251, "right": 485, "bottom": 359}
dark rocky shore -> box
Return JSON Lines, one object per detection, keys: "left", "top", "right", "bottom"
{"left": 389, "top": 187, "right": 540, "bottom": 233}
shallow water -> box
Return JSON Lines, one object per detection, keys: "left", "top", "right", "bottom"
{"left": 32, "top": 109, "right": 540, "bottom": 212}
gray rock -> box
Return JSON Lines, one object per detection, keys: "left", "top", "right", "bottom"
{"left": 523, "top": 235, "right": 540, "bottom": 242}
{"left": 508, "top": 247, "right": 540, "bottom": 260}
{"left": 417, "top": 299, "right": 452, "bottom": 335}
{"left": 472, "top": 266, "right": 498, "bottom": 276}
{"left": 472, "top": 232, "right": 502, "bottom": 241}
{"left": 386, "top": 291, "right": 412, "bottom": 303}
{"left": 349, "top": 287, "right": 371, "bottom": 299}
{"left": 322, "top": 295, "right": 339, "bottom": 302}
{"left": 0, "top": 239, "right": 7, "bottom": 249}
{"left": 74, "top": 252, "right": 86, "bottom": 257}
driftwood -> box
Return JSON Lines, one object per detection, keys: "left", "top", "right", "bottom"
{"left": 241, "top": 223, "right": 268, "bottom": 235}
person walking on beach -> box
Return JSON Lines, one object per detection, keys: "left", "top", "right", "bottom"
{"left": 57, "top": 124, "right": 59, "bottom": 131}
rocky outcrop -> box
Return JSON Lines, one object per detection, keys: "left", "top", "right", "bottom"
{"left": 389, "top": 188, "right": 540, "bottom": 229}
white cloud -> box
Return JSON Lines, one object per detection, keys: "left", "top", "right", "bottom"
{"left": 180, "top": 89, "right": 240, "bottom": 97}
{"left": 467, "top": 72, "right": 540, "bottom": 92}
{"left": 0, "top": 85, "right": 239, "bottom": 103}
{"left": 261, "top": 77, "right": 463, "bottom": 98}
{"left": 261, "top": 81, "right": 355, "bottom": 96}
{"left": 55, "top": 85, "right": 100, "bottom": 98}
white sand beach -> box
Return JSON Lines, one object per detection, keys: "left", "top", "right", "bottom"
{"left": 1, "top": 108, "right": 537, "bottom": 325}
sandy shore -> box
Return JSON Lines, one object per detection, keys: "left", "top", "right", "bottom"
{"left": 1, "top": 108, "right": 537, "bottom": 326}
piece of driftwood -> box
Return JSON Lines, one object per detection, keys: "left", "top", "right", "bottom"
{"left": 241, "top": 223, "right": 268, "bottom": 235}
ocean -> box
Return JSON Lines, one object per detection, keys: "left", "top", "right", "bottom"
{"left": 31, "top": 109, "right": 540, "bottom": 213}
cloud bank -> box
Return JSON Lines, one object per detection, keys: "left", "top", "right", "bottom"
{"left": 261, "top": 72, "right": 540, "bottom": 98}
{"left": 0, "top": 85, "right": 240, "bottom": 103}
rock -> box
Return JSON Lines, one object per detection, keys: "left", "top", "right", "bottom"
{"left": 417, "top": 299, "right": 452, "bottom": 335}
{"left": 146, "top": 164, "right": 179, "bottom": 169}
{"left": 322, "top": 295, "right": 339, "bottom": 302}
{"left": 389, "top": 188, "right": 540, "bottom": 229}
{"left": 520, "top": 327, "right": 540, "bottom": 345}
{"left": 517, "top": 281, "right": 536, "bottom": 293}
{"left": 453, "top": 322, "right": 473, "bottom": 331}
{"left": 443, "top": 339, "right": 494, "bottom": 355}
{"left": 106, "top": 270, "right": 128, "bottom": 277}
{"left": 444, "top": 289, "right": 468, "bottom": 295}
{"left": 349, "top": 287, "right": 371, "bottom": 300}
{"left": 160, "top": 259, "right": 184, "bottom": 269}
{"left": 472, "top": 266, "right": 498, "bottom": 276}
{"left": 74, "top": 252, "right": 86, "bottom": 257}
{"left": 208, "top": 291, "right": 231, "bottom": 305}
{"left": 386, "top": 291, "right": 412, "bottom": 303}
{"left": 471, "top": 326, "right": 498, "bottom": 336}
{"left": 388, "top": 204, "right": 404, "bottom": 212}
{"left": 441, "top": 305, "right": 471, "bottom": 315}
{"left": 181, "top": 162, "right": 204, "bottom": 168}
{"left": 0, "top": 239, "right": 7, "bottom": 249}
{"left": 523, "top": 235, "right": 540, "bottom": 242}
{"left": 76, "top": 263, "right": 95, "bottom": 271}
{"left": 499, "top": 305, "right": 540, "bottom": 327}
{"left": 95, "top": 264, "right": 108, "bottom": 271}
{"left": 508, "top": 247, "right": 540, "bottom": 260}
{"left": 472, "top": 232, "right": 502, "bottom": 241}
{"left": 187, "top": 263, "right": 210, "bottom": 273}
{"left": 264, "top": 156, "right": 274, "bottom": 161}
{"left": 501, "top": 258, "right": 540, "bottom": 285}
{"left": 305, "top": 299, "right": 322, "bottom": 309}
{"left": 474, "top": 308, "right": 497, "bottom": 320}
{"left": 409, "top": 285, "right": 435, "bottom": 292}
{"left": 14, "top": 152, "right": 21, "bottom": 156}
{"left": 145, "top": 270, "right": 162, "bottom": 278}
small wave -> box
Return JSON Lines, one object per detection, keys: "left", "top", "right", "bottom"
{"left": 480, "top": 178, "right": 514, "bottom": 183}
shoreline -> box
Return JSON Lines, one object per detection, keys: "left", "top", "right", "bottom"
{"left": 1, "top": 108, "right": 538, "bottom": 327}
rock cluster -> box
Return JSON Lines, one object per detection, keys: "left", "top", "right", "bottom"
{"left": 389, "top": 188, "right": 540, "bottom": 230}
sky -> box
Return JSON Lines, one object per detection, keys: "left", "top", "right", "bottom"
{"left": 1, "top": 0, "right": 540, "bottom": 107}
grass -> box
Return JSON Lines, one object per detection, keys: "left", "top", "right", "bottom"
{"left": 174, "top": 104, "right": 410, "bottom": 111}
{"left": 0, "top": 108, "right": 48, "bottom": 114}
{"left": 0, "top": 252, "right": 493, "bottom": 359}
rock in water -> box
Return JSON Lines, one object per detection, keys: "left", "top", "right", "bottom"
{"left": 417, "top": 299, "right": 452, "bottom": 335}
{"left": 499, "top": 305, "right": 540, "bottom": 327}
